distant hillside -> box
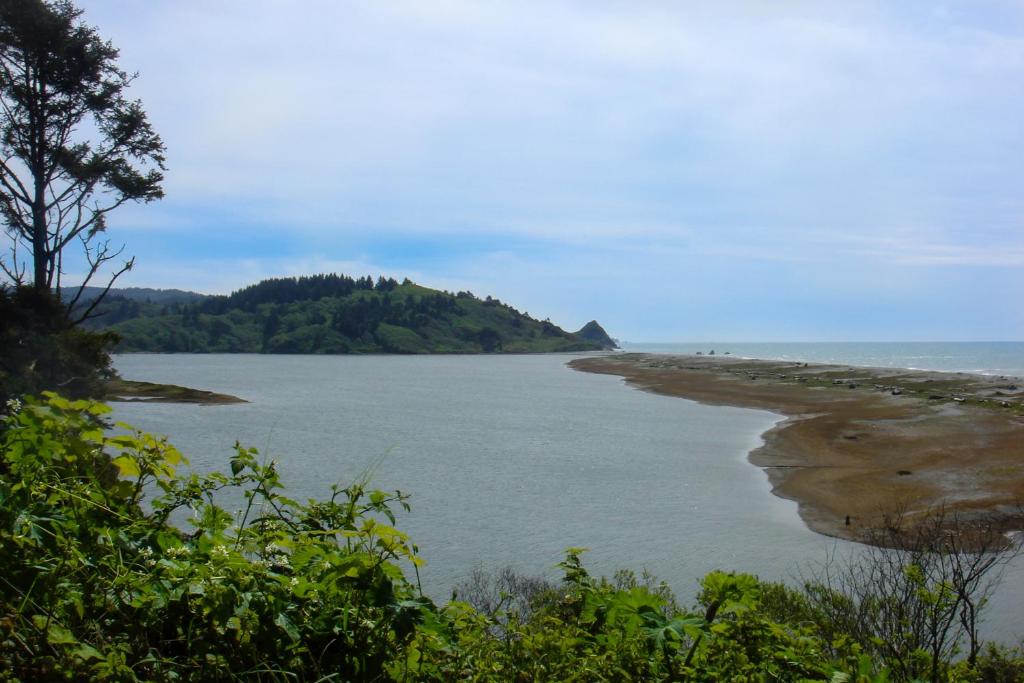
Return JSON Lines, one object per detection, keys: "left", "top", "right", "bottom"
{"left": 66, "top": 286, "right": 205, "bottom": 306}
{"left": 573, "top": 320, "right": 618, "bottom": 350}
{"left": 85, "top": 274, "right": 608, "bottom": 354}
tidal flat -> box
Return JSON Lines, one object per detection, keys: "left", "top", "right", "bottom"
{"left": 571, "top": 353, "right": 1024, "bottom": 547}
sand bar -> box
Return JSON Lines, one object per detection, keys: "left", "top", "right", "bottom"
{"left": 105, "top": 378, "right": 246, "bottom": 405}
{"left": 570, "top": 353, "right": 1024, "bottom": 546}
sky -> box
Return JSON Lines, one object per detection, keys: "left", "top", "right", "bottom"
{"left": 65, "top": 1, "right": 1024, "bottom": 341}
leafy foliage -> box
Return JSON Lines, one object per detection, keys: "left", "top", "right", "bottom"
{"left": 83, "top": 274, "right": 604, "bottom": 354}
{"left": 0, "top": 393, "right": 433, "bottom": 680}
{"left": 1, "top": 393, "right": 1021, "bottom": 681}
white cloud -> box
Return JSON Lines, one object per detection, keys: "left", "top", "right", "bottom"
{"left": 86, "top": 1, "right": 1024, "bottom": 204}
{"left": 62, "top": 1, "right": 1024, "bottom": 339}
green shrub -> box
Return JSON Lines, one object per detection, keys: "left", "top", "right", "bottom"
{"left": 0, "top": 393, "right": 435, "bottom": 681}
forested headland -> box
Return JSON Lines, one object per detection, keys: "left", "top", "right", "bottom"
{"left": 79, "top": 274, "right": 617, "bottom": 355}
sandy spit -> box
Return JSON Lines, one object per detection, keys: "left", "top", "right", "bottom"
{"left": 570, "top": 353, "right": 1024, "bottom": 546}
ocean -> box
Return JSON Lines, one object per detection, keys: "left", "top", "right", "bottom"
{"left": 620, "top": 341, "right": 1024, "bottom": 378}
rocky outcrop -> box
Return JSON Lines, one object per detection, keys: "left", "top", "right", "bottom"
{"left": 573, "top": 320, "right": 618, "bottom": 350}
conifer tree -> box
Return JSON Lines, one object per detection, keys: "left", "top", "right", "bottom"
{"left": 0, "top": 0, "right": 164, "bottom": 321}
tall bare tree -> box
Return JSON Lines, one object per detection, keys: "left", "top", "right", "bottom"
{"left": 0, "top": 0, "right": 164, "bottom": 321}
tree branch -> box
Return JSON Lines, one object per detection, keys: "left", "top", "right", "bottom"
{"left": 0, "top": 156, "right": 33, "bottom": 204}
{"left": 69, "top": 245, "right": 133, "bottom": 324}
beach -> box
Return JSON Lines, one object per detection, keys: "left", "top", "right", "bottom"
{"left": 570, "top": 353, "right": 1024, "bottom": 546}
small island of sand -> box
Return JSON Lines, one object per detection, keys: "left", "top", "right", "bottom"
{"left": 105, "top": 378, "right": 247, "bottom": 405}
{"left": 570, "top": 353, "right": 1024, "bottom": 546}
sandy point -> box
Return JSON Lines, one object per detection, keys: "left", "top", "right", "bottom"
{"left": 570, "top": 353, "right": 1024, "bottom": 548}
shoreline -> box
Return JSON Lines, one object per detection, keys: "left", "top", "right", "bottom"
{"left": 104, "top": 378, "right": 247, "bottom": 405}
{"left": 569, "top": 353, "right": 1024, "bottom": 546}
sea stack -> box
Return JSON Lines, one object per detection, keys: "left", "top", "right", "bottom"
{"left": 573, "top": 321, "right": 619, "bottom": 350}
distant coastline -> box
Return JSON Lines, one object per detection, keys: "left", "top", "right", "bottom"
{"left": 617, "top": 341, "right": 1024, "bottom": 378}
{"left": 570, "top": 353, "right": 1024, "bottom": 548}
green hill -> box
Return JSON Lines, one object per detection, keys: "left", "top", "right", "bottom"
{"left": 85, "top": 274, "right": 606, "bottom": 354}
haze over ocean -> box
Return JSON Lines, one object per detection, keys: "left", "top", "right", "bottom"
{"left": 619, "top": 342, "right": 1024, "bottom": 378}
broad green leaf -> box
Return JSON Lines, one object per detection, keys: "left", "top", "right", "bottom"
{"left": 47, "top": 623, "right": 78, "bottom": 646}
{"left": 72, "top": 643, "right": 103, "bottom": 662}
{"left": 111, "top": 455, "right": 141, "bottom": 478}
{"left": 275, "top": 613, "right": 300, "bottom": 642}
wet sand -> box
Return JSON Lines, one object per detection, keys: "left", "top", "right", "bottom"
{"left": 105, "top": 378, "right": 246, "bottom": 405}
{"left": 570, "top": 353, "right": 1024, "bottom": 545}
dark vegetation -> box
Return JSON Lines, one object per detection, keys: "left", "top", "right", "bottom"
{"left": 80, "top": 274, "right": 606, "bottom": 354}
{"left": 1, "top": 393, "right": 1022, "bottom": 682}
{"left": 0, "top": 286, "right": 116, "bottom": 404}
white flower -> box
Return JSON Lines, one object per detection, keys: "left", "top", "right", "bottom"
{"left": 4, "top": 398, "right": 22, "bottom": 414}
{"left": 289, "top": 577, "right": 299, "bottom": 588}
{"left": 212, "top": 545, "right": 229, "bottom": 558}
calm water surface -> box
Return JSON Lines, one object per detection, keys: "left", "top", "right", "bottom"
{"left": 111, "top": 353, "right": 1023, "bottom": 642}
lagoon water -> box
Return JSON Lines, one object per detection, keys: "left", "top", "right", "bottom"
{"left": 111, "top": 352, "right": 1024, "bottom": 642}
